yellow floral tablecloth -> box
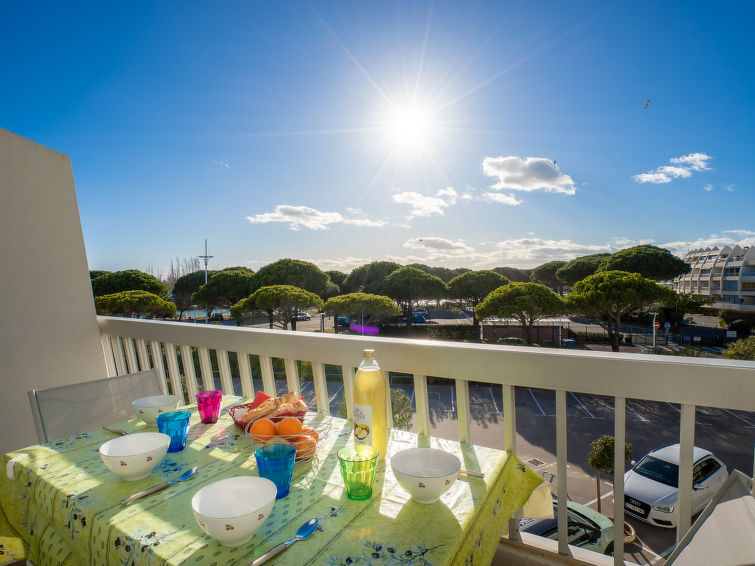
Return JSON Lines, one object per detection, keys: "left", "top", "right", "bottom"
{"left": 0, "top": 396, "right": 547, "bottom": 566}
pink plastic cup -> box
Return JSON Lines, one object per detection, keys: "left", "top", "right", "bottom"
{"left": 196, "top": 390, "right": 223, "bottom": 424}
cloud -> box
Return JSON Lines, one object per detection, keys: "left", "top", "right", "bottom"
{"left": 482, "top": 192, "right": 522, "bottom": 206}
{"left": 393, "top": 187, "right": 457, "bottom": 218}
{"left": 703, "top": 184, "right": 713, "bottom": 192}
{"left": 670, "top": 153, "right": 712, "bottom": 171}
{"left": 213, "top": 160, "right": 230, "bottom": 168}
{"left": 482, "top": 156, "right": 576, "bottom": 195}
{"left": 246, "top": 205, "right": 385, "bottom": 231}
{"left": 634, "top": 153, "right": 712, "bottom": 183}
{"left": 403, "top": 237, "right": 473, "bottom": 253}
{"left": 660, "top": 232, "right": 755, "bottom": 256}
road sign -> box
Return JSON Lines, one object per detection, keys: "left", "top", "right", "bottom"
{"left": 664, "top": 322, "right": 671, "bottom": 330}
{"left": 654, "top": 322, "right": 661, "bottom": 329}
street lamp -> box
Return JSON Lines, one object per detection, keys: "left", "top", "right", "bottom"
{"left": 650, "top": 311, "right": 658, "bottom": 348}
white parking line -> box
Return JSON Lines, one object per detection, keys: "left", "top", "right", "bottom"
{"left": 528, "top": 388, "right": 550, "bottom": 416}
{"left": 722, "top": 408, "right": 755, "bottom": 428}
{"left": 489, "top": 386, "right": 501, "bottom": 414}
{"left": 665, "top": 402, "right": 702, "bottom": 424}
{"left": 328, "top": 385, "right": 343, "bottom": 404}
{"left": 450, "top": 384, "right": 456, "bottom": 412}
{"left": 626, "top": 403, "right": 654, "bottom": 423}
{"left": 409, "top": 388, "right": 415, "bottom": 410}
{"left": 568, "top": 392, "right": 603, "bottom": 419}
{"left": 299, "top": 381, "right": 311, "bottom": 393}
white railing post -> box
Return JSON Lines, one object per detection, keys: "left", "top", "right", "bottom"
{"left": 198, "top": 348, "right": 214, "bottom": 391}
{"left": 677, "top": 404, "right": 696, "bottom": 543}
{"left": 112, "top": 336, "right": 127, "bottom": 375}
{"left": 135, "top": 339, "right": 150, "bottom": 372}
{"left": 260, "top": 355, "right": 276, "bottom": 396}
{"left": 216, "top": 350, "right": 233, "bottom": 394}
{"left": 502, "top": 384, "right": 516, "bottom": 452}
{"left": 456, "top": 379, "right": 470, "bottom": 444}
{"left": 613, "top": 396, "right": 626, "bottom": 565}
{"left": 124, "top": 338, "right": 138, "bottom": 374}
{"left": 180, "top": 345, "right": 199, "bottom": 401}
{"left": 283, "top": 357, "right": 300, "bottom": 397}
{"left": 556, "top": 390, "right": 568, "bottom": 555}
{"left": 148, "top": 341, "right": 168, "bottom": 394}
{"left": 101, "top": 335, "right": 116, "bottom": 377}
{"left": 342, "top": 365, "right": 354, "bottom": 421}
{"left": 237, "top": 352, "right": 254, "bottom": 399}
{"left": 413, "top": 374, "right": 430, "bottom": 437}
{"left": 312, "top": 362, "right": 329, "bottom": 414}
{"left": 164, "top": 343, "right": 185, "bottom": 404}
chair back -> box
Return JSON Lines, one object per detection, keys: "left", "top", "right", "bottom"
{"left": 28, "top": 370, "right": 163, "bottom": 443}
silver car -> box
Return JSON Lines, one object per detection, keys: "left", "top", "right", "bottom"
{"left": 623, "top": 444, "right": 727, "bottom": 528}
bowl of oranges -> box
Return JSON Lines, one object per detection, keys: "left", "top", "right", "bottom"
{"left": 246, "top": 416, "right": 320, "bottom": 461}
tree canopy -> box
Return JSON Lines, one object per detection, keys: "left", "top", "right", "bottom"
{"left": 89, "top": 270, "right": 111, "bottom": 282}
{"left": 92, "top": 269, "right": 169, "bottom": 299}
{"left": 448, "top": 270, "right": 509, "bottom": 338}
{"left": 249, "top": 259, "right": 335, "bottom": 298}
{"left": 567, "top": 270, "right": 676, "bottom": 351}
{"left": 323, "top": 293, "right": 400, "bottom": 318}
{"left": 492, "top": 266, "right": 532, "bottom": 282}
{"left": 325, "top": 270, "right": 348, "bottom": 291}
{"left": 172, "top": 270, "right": 215, "bottom": 319}
{"left": 232, "top": 285, "right": 323, "bottom": 330}
{"left": 192, "top": 268, "right": 255, "bottom": 310}
{"left": 382, "top": 267, "right": 447, "bottom": 324}
{"left": 587, "top": 434, "right": 632, "bottom": 513}
{"left": 723, "top": 336, "right": 755, "bottom": 360}
{"left": 555, "top": 254, "right": 612, "bottom": 286}
{"left": 95, "top": 290, "right": 176, "bottom": 319}
{"left": 530, "top": 261, "right": 567, "bottom": 295}
{"left": 476, "top": 282, "right": 564, "bottom": 343}
{"left": 342, "top": 261, "right": 402, "bottom": 293}
{"left": 597, "top": 245, "right": 690, "bottom": 281}
{"left": 407, "top": 263, "right": 470, "bottom": 283}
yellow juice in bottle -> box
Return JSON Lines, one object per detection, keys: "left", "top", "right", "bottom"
{"left": 352, "top": 349, "right": 387, "bottom": 459}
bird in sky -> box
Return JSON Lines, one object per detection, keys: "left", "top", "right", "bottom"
{"left": 643, "top": 99, "right": 651, "bottom": 109}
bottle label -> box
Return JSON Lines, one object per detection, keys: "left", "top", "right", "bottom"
{"left": 353, "top": 404, "right": 372, "bottom": 445}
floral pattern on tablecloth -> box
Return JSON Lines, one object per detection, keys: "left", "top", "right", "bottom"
{"left": 0, "top": 397, "right": 547, "bottom": 566}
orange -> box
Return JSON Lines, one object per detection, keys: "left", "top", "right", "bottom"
{"left": 249, "top": 418, "right": 276, "bottom": 444}
{"left": 300, "top": 426, "right": 319, "bottom": 442}
{"left": 276, "top": 417, "right": 303, "bottom": 438}
{"left": 292, "top": 435, "right": 317, "bottom": 459}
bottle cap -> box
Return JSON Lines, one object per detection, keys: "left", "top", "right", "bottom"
{"left": 362, "top": 349, "right": 375, "bottom": 357}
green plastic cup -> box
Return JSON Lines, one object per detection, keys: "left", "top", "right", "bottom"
{"left": 338, "top": 445, "right": 379, "bottom": 500}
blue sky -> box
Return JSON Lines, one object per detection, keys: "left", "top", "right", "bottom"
{"left": 2, "top": 1, "right": 754, "bottom": 274}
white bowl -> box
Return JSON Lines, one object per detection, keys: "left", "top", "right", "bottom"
{"left": 391, "top": 447, "right": 461, "bottom": 504}
{"left": 132, "top": 394, "right": 181, "bottom": 423}
{"left": 99, "top": 432, "right": 170, "bottom": 481}
{"left": 192, "top": 476, "right": 277, "bottom": 547}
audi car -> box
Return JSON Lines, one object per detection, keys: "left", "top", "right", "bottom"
{"left": 623, "top": 444, "right": 727, "bottom": 528}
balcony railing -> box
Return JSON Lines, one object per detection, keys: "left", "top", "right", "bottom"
{"left": 97, "top": 316, "right": 755, "bottom": 566}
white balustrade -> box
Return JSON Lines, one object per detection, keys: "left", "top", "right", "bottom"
{"left": 97, "top": 316, "right": 755, "bottom": 565}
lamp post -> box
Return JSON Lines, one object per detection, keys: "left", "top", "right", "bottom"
{"left": 650, "top": 311, "right": 658, "bottom": 348}
{"left": 198, "top": 239, "right": 213, "bottom": 323}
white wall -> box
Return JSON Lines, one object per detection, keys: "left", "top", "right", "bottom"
{"left": 0, "top": 128, "right": 106, "bottom": 453}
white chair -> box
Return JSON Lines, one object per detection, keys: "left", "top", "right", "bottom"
{"left": 28, "top": 369, "right": 163, "bottom": 443}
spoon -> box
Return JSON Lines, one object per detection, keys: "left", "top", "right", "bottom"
{"left": 120, "top": 466, "right": 198, "bottom": 505}
{"left": 103, "top": 425, "right": 128, "bottom": 436}
{"left": 251, "top": 518, "right": 318, "bottom": 566}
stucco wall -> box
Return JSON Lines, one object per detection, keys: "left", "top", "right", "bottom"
{"left": 0, "top": 127, "right": 106, "bottom": 453}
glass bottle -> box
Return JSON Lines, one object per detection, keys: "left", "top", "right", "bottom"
{"left": 352, "top": 349, "right": 387, "bottom": 459}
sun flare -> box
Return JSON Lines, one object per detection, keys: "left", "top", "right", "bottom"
{"left": 378, "top": 101, "right": 437, "bottom": 153}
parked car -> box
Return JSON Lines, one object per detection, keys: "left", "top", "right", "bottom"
{"left": 411, "top": 315, "right": 427, "bottom": 324}
{"left": 336, "top": 316, "right": 350, "bottom": 327}
{"left": 623, "top": 444, "right": 728, "bottom": 528}
{"left": 412, "top": 308, "right": 428, "bottom": 316}
{"left": 295, "top": 312, "right": 311, "bottom": 321}
{"left": 520, "top": 498, "right": 615, "bottom": 555}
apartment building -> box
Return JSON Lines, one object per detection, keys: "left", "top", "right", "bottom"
{"left": 673, "top": 245, "right": 755, "bottom": 311}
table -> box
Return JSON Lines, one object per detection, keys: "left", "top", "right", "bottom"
{"left": 1, "top": 396, "right": 547, "bottom": 565}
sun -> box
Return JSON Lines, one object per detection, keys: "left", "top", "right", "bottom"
{"left": 377, "top": 100, "right": 438, "bottom": 154}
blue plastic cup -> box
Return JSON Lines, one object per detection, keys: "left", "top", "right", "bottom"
{"left": 255, "top": 444, "right": 296, "bottom": 499}
{"left": 156, "top": 410, "right": 191, "bottom": 452}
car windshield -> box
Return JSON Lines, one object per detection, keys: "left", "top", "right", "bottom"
{"left": 633, "top": 456, "right": 679, "bottom": 488}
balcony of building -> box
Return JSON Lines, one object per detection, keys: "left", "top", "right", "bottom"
{"left": 3, "top": 129, "right": 755, "bottom": 566}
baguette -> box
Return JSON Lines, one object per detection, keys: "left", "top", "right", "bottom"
{"left": 240, "top": 398, "right": 276, "bottom": 426}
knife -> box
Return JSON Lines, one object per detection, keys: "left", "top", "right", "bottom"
{"left": 120, "top": 466, "right": 198, "bottom": 505}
